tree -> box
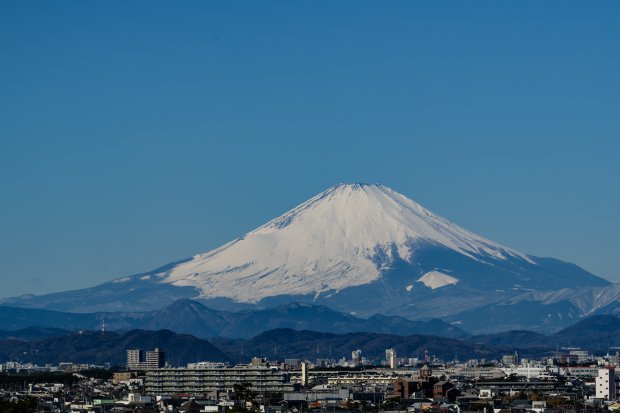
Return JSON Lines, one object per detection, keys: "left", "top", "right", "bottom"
{"left": 0, "top": 397, "right": 38, "bottom": 413}
{"left": 233, "top": 382, "right": 258, "bottom": 412}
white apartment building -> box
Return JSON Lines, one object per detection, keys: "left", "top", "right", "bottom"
{"left": 596, "top": 367, "right": 617, "bottom": 400}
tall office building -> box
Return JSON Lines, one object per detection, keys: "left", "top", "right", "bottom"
{"left": 127, "top": 348, "right": 165, "bottom": 370}
{"left": 146, "top": 348, "right": 166, "bottom": 369}
{"left": 127, "top": 349, "right": 144, "bottom": 370}
{"left": 301, "top": 362, "right": 309, "bottom": 386}
{"left": 386, "top": 348, "right": 397, "bottom": 369}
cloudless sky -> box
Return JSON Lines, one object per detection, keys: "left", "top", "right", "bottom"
{"left": 1, "top": 1, "right": 619, "bottom": 297}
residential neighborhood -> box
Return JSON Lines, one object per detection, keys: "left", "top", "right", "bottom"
{"left": 3, "top": 346, "right": 620, "bottom": 412}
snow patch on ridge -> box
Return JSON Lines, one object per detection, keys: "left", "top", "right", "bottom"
{"left": 417, "top": 271, "right": 459, "bottom": 290}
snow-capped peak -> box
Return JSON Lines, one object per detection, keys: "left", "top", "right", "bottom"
{"left": 158, "top": 183, "right": 533, "bottom": 302}
{"left": 248, "top": 183, "right": 528, "bottom": 261}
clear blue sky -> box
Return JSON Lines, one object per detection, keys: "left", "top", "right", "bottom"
{"left": 1, "top": 1, "right": 619, "bottom": 298}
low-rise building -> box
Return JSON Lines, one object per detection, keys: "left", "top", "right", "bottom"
{"left": 145, "top": 364, "right": 294, "bottom": 395}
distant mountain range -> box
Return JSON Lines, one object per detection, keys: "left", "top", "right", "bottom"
{"left": 0, "top": 300, "right": 468, "bottom": 339}
{"left": 0, "top": 329, "right": 230, "bottom": 366}
{"left": 3, "top": 315, "right": 620, "bottom": 366}
{"left": 2, "top": 183, "right": 617, "bottom": 334}
{"left": 0, "top": 328, "right": 511, "bottom": 366}
{"left": 466, "top": 315, "right": 620, "bottom": 351}
{"left": 0, "top": 327, "right": 70, "bottom": 341}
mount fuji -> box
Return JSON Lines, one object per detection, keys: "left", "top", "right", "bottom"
{"left": 4, "top": 183, "right": 616, "bottom": 333}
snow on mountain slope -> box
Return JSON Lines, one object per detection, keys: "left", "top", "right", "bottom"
{"left": 417, "top": 271, "right": 459, "bottom": 290}
{"left": 1, "top": 182, "right": 612, "bottom": 332}
{"left": 155, "top": 183, "right": 533, "bottom": 302}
